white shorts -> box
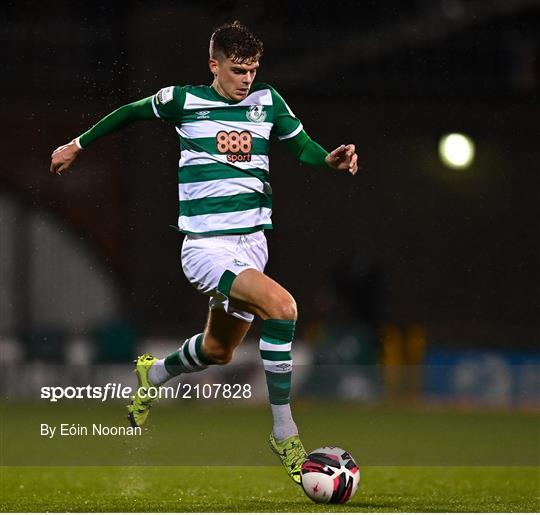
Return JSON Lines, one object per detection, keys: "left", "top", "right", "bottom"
{"left": 181, "top": 231, "right": 269, "bottom": 323}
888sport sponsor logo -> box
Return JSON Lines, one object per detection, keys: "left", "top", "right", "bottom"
{"left": 216, "top": 130, "right": 252, "bottom": 163}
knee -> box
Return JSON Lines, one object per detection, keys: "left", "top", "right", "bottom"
{"left": 266, "top": 292, "right": 297, "bottom": 321}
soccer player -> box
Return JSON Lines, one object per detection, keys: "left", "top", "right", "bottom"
{"left": 50, "top": 21, "right": 358, "bottom": 484}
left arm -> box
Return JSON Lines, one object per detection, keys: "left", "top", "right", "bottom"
{"left": 283, "top": 130, "right": 358, "bottom": 175}
{"left": 270, "top": 86, "right": 358, "bottom": 175}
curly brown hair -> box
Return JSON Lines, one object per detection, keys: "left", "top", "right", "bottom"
{"left": 209, "top": 21, "right": 263, "bottom": 63}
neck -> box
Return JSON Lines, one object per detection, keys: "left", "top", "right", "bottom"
{"left": 211, "top": 78, "right": 233, "bottom": 100}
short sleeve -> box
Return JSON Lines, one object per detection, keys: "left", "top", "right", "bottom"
{"left": 151, "top": 86, "right": 185, "bottom": 121}
{"left": 270, "top": 87, "right": 303, "bottom": 140}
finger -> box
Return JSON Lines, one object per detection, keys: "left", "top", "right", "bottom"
{"left": 51, "top": 144, "right": 68, "bottom": 156}
{"left": 351, "top": 154, "right": 359, "bottom": 175}
{"left": 50, "top": 158, "right": 61, "bottom": 173}
{"left": 345, "top": 144, "right": 354, "bottom": 157}
{"left": 349, "top": 153, "right": 358, "bottom": 171}
{"left": 329, "top": 144, "right": 346, "bottom": 158}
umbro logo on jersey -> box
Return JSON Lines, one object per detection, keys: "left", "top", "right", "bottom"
{"left": 246, "top": 104, "right": 266, "bottom": 123}
{"left": 233, "top": 259, "right": 249, "bottom": 267}
{"left": 196, "top": 110, "right": 210, "bottom": 119}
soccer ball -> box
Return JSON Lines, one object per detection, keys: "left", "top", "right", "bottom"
{"left": 300, "top": 446, "right": 360, "bottom": 504}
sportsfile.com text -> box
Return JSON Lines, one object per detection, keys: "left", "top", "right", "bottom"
{"left": 40, "top": 383, "right": 252, "bottom": 402}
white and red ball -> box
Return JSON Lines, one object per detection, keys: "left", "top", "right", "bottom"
{"left": 300, "top": 446, "right": 360, "bottom": 504}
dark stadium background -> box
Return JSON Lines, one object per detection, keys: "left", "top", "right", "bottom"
{"left": 1, "top": 0, "right": 539, "bottom": 466}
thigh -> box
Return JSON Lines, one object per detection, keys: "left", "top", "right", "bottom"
{"left": 229, "top": 268, "right": 296, "bottom": 320}
{"left": 203, "top": 308, "right": 252, "bottom": 355}
{"left": 181, "top": 232, "right": 269, "bottom": 323}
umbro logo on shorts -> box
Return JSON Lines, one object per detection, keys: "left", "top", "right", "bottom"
{"left": 233, "top": 259, "right": 249, "bottom": 267}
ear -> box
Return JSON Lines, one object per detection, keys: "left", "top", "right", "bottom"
{"left": 208, "top": 58, "right": 219, "bottom": 76}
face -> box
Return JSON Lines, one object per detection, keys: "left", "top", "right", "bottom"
{"left": 209, "top": 55, "right": 259, "bottom": 101}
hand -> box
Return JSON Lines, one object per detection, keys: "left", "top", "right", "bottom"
{"left": 325, "top": 144, "right": 358, "bottom": 175}
{"left": 50, "top": 140, "right": 81, "bottom": 175}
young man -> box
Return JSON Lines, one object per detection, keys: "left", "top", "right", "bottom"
{"left": 50, "top": 21, "right": 358, "bottom": 484}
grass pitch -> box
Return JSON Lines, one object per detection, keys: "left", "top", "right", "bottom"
{"left": 1, "top": 465, "right": 538, "bottom": 512}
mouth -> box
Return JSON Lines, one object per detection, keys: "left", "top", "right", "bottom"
{"left": 237, "top": 88, "right": 249, "bottom": 96}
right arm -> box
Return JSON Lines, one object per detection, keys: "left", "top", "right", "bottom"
{"left": 50, "top": 96, "right": 156, "bottom": 175}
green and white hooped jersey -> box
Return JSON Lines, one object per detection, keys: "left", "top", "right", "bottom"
{"left": 151, "top": 83, "right": 302, "bottom": 235}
